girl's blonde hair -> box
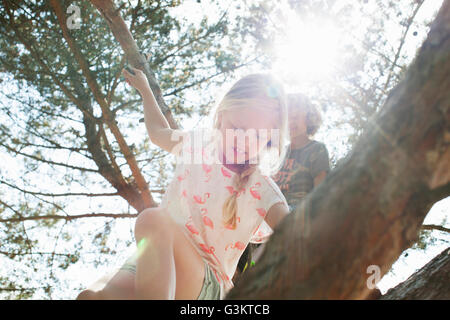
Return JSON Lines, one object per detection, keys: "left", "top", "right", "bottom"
{"left": 211, "top": 74, "right": 290, "bottom": 229}
{"left": 288, "top": 93, "right": 322, "bottom": 136}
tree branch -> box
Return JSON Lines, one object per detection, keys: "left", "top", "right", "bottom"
{"left": 50, "top": 0, "right": 156, "bottom": 210}
{"left": 0, "top": 179, "right": 119, "bottom": 197}
{"left": 0, "top": 141, "right": 98, "bottom": 173}
{"left": 153, "top": 9, "right": 229, "bottom": 66}
{"left": 0, "top": 213, "right": 139, "bottom": 223}
{"left": 422, "top": 224, "right": 450, "bottom": 233}
{"left": 382, "top": 0, "right": 425, "bottom": 92}
{"left": 380, "top": 247, "right": 450, "bottom": 299}
{"left": 163, "top": 55, "right": 261, "bottom": 97}
{"left": 0, "top": 2, "right": 96, "bottom": 122}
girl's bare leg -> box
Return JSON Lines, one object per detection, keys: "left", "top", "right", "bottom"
{"left": 134, "top": 207, "right": 175, "bottom": 299}
{"left": 134, "top": 207, "right": 205, "bottom": 300}
{"left": 76, "top": 268, "right": 136, "bottom": 300}
{"left": 77, "top": 206, "right": 204, "bottom": 300}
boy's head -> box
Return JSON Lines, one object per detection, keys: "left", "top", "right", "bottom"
{"left": 288, "top": 93, "right": 322, "bottom": 138}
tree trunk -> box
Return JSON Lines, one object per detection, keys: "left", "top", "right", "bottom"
{"left": 380, "top": 247, "right": 450, "bottom": 299}
{"left": 227, "top": 1, "right": 450, "bottom": 300}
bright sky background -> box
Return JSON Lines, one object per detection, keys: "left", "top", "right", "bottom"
{"left": 0, "top": 0, "right": 448, "bottom": 299}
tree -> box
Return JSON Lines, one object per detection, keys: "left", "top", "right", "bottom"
{"left": 380, "top": 247, "right": 449, "bottom": 300}
{"left": 227, "top": 0, "right": 449, "bottom": 299}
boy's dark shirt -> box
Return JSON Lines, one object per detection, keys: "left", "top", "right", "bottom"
{"left": 272, "top": 140, "right": 330, "bottom": 207}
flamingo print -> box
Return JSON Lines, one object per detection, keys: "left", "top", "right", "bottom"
{"left": 202, "top": 163, "right": 212, "bottom": 182}
{"left": 234, "top": 241, "right": 246, "bottom": 250}
{"left": 181, "top": 189, "right": 187, "bottom": 198}
{"left": 201, "top": 147, "right": 212, "bottom": 162}
{"left": 256, "top": 208, "right": 267, "bottom": 217}
{"left": 212, "top": 269, "right": 221, "bottom": 284}
{"left": 225, "top": 186, "right": 245, "bottom": 197}
{"left": 193, "top": 192, "right": 210, "bottom": 204}
{"left": 225, "top": 241, "right": 246, "bottom": 251}
{"left": 200, "top": 208, "right": 214, "bottom": 229}
{"left": 198, "top": 244, "right": 221, "bottom": 265}
{"left": 249, "top": 182, "right": 261, "bottom": 200}
{"left": 177, "top": 169, "right": 190, "bottom": 181}
{"left": 252, "top": 228, "right": 265, "bottom": 238}
{"left": 211, "top": 268, "right": 230, "bottom": 284}
{"left": 252, "top": 230, "right": 265, "bottom": 243}
{"left": 224, "top": 217, "right": 240, "bottom": 230}
{"left": 185, "top": 221, "right": 199, "bottom": 235}
{"left": 221, "top": 167, "right": 232, "bottom": 178}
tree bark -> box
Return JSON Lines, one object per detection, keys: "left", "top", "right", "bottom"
{"left": 380, "top": 247, "right": 450, "bottom": 300}
{"left": 227, "top": 1, "right": 449, "bottom": 300}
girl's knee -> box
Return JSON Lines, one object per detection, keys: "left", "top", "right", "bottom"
{"left": 134, "top": 207, "right": 171, "bottom": 240}
{"left": 76, "top": 289, "right": 103, "bottom": 300}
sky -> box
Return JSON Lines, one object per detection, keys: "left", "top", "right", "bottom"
{"left": 0, "top": 0, "right": 448, "bottom": 299}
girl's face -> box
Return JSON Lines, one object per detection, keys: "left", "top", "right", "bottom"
{"left": 289, "top": 107, "right": 307, "bottom": 138}
{"left": 218, "top": 107, "right": 277, "bottom": 164}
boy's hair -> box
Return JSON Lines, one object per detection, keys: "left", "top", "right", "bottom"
{"left": 211, "top": 74, "right": 289, "bottom": 229}
{"left": 288, "top": 93, "right": 322, "bottom": 136}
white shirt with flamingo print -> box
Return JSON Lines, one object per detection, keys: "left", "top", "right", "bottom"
{"left": 159, "top": 129, "right": 289, "bottom": 298}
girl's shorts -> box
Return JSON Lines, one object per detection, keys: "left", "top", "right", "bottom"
{"left": 120, "top": 257, "right": 221, "bottom": 300}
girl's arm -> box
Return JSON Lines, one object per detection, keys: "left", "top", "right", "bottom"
{"left": 122, "top": 67, "right": 181, "bottom": 154}
{"left": 251, "top": 203, "right": 289, "bottom": 264}
{"left": 264, "top": 202, "right": 289, "bottom": 230}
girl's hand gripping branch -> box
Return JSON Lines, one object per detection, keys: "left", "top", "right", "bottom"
{"left": 122, "top": 66, "right": 150, "bottom": 95}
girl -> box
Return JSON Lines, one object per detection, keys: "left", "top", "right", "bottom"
{"left": 77, "top": 71, "right": 291, "bottom": 300}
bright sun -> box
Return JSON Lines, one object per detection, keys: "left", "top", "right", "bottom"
{"left": 271, "top": 13, "right": 341, "bottom": 84}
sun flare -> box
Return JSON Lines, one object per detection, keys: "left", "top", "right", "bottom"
{"left": 272, "top": 14, "right": 341, "bottom": 84}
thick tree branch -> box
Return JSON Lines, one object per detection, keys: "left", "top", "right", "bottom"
{"left": 380, "top": 247, "right": 450, "bottom": 299}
